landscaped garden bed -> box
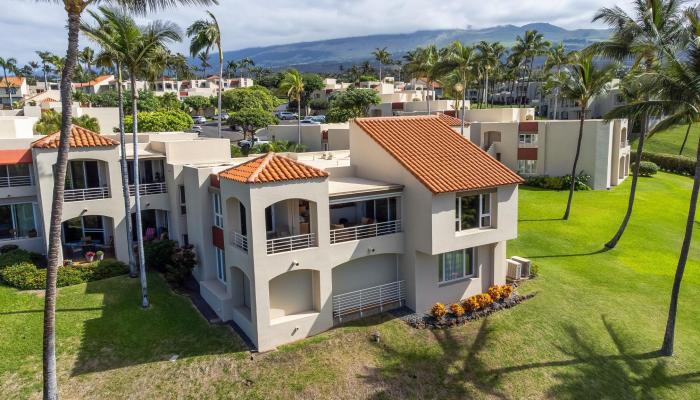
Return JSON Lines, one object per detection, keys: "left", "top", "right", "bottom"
{"left": 402, "top": 285, "right": 537, "bottom": 329}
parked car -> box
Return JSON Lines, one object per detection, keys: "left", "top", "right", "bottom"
{"left": 300, "top": 117, "right": 321, "bottom": 125}
{"left": 214, "top": 113, "right": 229, "bottom": 121}
{"left": 190, "top": 125, "right": 203, "bottom": 134}
{"left": 276, "top": 111, "right": 298, "bottom": 120}
{"left": 237, "top": 137, "right": 269, "bottom": 148}
{"left": 192, "top": 115, "right": 207, "bottom": 124}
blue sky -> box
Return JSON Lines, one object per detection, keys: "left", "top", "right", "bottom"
{"left": 2, "top": 0, "right": 630, "bottom": 65}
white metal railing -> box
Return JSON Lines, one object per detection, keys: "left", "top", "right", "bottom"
{"left": 231, "top": 231, "right": 248, "bottom": 252}
{"left": 333, "top": 280, "right": 405, "bottom": 321}
{"left": 330, "top": 220, "right": 402, "bottom": 244}
{"left": 0, "top": 176, "right": 32, "bottom": 188}
{"left": 64, "top": 187, "right": 110, "bottom": 202}
{"left": 129, "top": 182, "right": 167, "bottom": 196}
{"left": 267, "top": 232, "right": 316, "bottom": 254}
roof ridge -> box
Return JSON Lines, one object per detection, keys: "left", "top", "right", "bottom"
{"left": 247, "top": 152, "right": 276, "bottom": 183}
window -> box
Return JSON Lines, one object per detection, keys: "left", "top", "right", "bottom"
{"left": 215, "top": 248, "right": 226, "bottom": 283}
{"left": 65, "top": 160, "right": 101, "bottom": 190}
{"left": 455, "top": 193, "right": 491, "bottom": 231}
{"left": 0, "top": 164, "right": 32, "bottom": 187}
{"left": 517, "top": 160, "right": 537, "bottom": 175}
{"left": 0, "top": 203, "right": 37, "bottom": 239}
{"left": 364, "top": 197, "right": 399, "bottom": 223}
{"left": 438, "top": 248, "right": 475, "bottom": 283}
{"left": 518, "top": 133, "right": 538, "bottom": 145}
{"left": 212, "top": 192, "right": 223, "bottom": 228}
{"left": 179, "top": 186, "right": 186, "bottom": 215}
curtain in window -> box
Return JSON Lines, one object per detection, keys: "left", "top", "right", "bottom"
{"left": 13, "top": 203, "right": 35, "bottom": 237}
{"left": 441, "top": 250, "right": 465, "bottom": 282}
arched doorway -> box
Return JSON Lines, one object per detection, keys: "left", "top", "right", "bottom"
{"left": 268, "top": 269, "right": 320, "bottom": 321}
{"left": 62, "top": 215, "right": 115, "bottom": 260}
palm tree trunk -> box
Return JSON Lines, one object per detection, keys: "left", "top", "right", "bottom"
{"left": 43, "top": 64, "right": 49, "bottom": 91}
{"left": 297, "top": 94, "right": 301, "bottom": 144}
{"left": 43, "top": 10, "right": 81, "bottom": 400}
{"left": 483, "top": 70, "right": 489, "bottom": 105}
{"left": 679, "top": 122, "right": 692, "bottom": 156}
{"left": 605, "top": 114, "right": 648, "bottom": 249}
{"left": 661, "top": 133, "right": 700, "bottom": 356}
{"left": 130, "top": 73, "right": 149, "bottom": 309}
{"left": 116, "top": 65, "right": 135, "bottom": 277}
{"left": 217, "top": 42, "right": 223, "bottom": 139}
{"left": 563, "top": 108, "right": 586, "bottom": 220}
{"left": 3, "top": 68, "right": 14, "bottom": 109}
{"left": 427, "top": 81, "right": 432, "bottom": 115}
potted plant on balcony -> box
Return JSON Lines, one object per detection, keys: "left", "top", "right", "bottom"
{"left": 85, "top": 251, "right": 96, "bottom": 262}
{"left": 95, "top": 250, "right": 104, "bottom": 261}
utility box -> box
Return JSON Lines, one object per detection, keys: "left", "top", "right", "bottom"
{"left": 506, "top": 259, "right": 522, "bottom": 281}
{"left": 511, "top": 256, "right": 532, "bottom": 279}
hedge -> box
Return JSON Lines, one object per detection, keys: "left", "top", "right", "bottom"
{"left": 0, "top": 259, "right": 129, "bottom": 290}
{"left": 0, "top": 249, "right": 43, "bottom": 269}
{"left": 631, "top": 151, "right": 696, "bottom": 176}
{"left": 523, "top": 173, "right": 592, "bottom": 191}
{"left": 638, "top": 161, "right": 659, "bottom": 177}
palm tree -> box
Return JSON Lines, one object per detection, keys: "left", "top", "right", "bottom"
{"left": 197, "top": 52, "right": 211, "bottom": 77}
{"left": 404, "top": 45, "right": 440, "bottom": 114}
{"left": 187, "top": 11, "right": 223, "bottom": 139}
{"left": 226, "top": 60, "right": 239, "bottom": 79}
{"left": 36, "top": 51, "right": 53, "bottom": 90}
{"left": 79, "top": 46, "right": 95, "bottom": 80}
{"left": 591, "top": 0, "right": 687, "bottom": 249}
{"left": 36, "top": 1, "right": 213, "bottom": 399}
{"left": 0, "top": 57, "right": 18, "bottom": 108}
{"left": 544, "top": 43, "right": 569, "bottom": 119}
{"left": 475, "top": 41, "right": 505, "bottom": 106}
{"left": 239, "top": 57, "right": 255, "bottom": 78}
{"left": 512, "top": 30, "right": 551, "bottom": 106}
{"left": 371, "top": 47, "right": 391, "bottom": 81}
{"left": 435, "top": 41, "right": 475, "bottom": 134}
{"left": 279, "top": 69, "right": 304, "bottom": 144}
{"left": 554, "top": 52, "right": 617, "bottom": 220}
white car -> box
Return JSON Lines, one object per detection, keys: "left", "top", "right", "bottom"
{"left": 192, "top": 115, "right": 207, "bottom": 124}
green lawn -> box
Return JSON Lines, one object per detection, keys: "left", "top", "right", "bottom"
{"left": 633, "top": 123, "right": 699, "bottom": 159}
{"left": 1, "top": 172, "right": 699, "bottom": 399}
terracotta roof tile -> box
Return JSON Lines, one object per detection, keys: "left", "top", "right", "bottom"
{"left": 436, "top": 113, "right": 469, "bottom": 127}
{"left": 219, "top": 152, "right": 329, "bottom": 184}
{"left": 31, "top": 125, "right": 118, "bottom": 149}
{"left": 353, "top": 116, "right": 523, "bottom": 193}
{"left": 0, "top": 77, "right": 25, "bottom": 88}
{"left": 72, "top": 75, "right": 113, "bottom": 88}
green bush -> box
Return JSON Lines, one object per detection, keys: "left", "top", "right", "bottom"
{"left": 638, "top": 161, "right": 659, "bottom": 177}
{"left": 0, "top": 244, "right": 18, "bottom": 254}
{"left": 165, "top": 245, "right": 197, "bottom": 287}
{"left": 124, "top": 110, "right": 193, "bottom": 133}
{"left": 631, "top": 151, "right": 695, "bottom": 176}
{"left": 0, "top": 259, "right": 129, "bottom": 290}
{"left": 0, "top": 249, "right": 36, "bottom": 269}
{"left": 524, "top": 173, "right": 591, "bottom": 191}
{"left": 144, "top": 240, "right": 177, "bottom": 272}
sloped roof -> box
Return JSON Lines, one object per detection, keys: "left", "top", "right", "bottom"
{"left": 0, "top": 77, "right": 25, "bottom": 88}
{"left": 31, "top": 125, "right": 118, "bottom": 149}
{"left": 72, "top": 75, "right": 113, "bottom": 88}
{"left": 436, "top": 113, "right": 468, "bottom": 127}
{"left": 353, "top": 116, "right": 523, "bottom": 193}
{"left": 219, "top": 152, "right": 329, "bottom": 184}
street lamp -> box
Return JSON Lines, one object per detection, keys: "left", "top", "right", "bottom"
{"left": 454, "top": 82, "right": 466, "bottom": 136}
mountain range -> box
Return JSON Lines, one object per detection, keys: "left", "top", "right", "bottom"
{"left": 218, "top": 23, "right": 611, "bottom": 73}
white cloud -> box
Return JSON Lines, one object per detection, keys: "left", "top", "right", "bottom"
{"left": 1, "top": 0, "right": 630, "bottom": 65}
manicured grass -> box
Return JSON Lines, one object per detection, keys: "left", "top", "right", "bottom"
{"left": 1, "top": 172, "right": 699, "bottom": 399}
{"left": 633, "top": 123, "right": 699, "bottom": 159}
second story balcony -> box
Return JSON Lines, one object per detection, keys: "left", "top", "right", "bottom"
{"left": 127, "top": 159, "right": 167, "bottom": 196}
{"left": 0, "top": 164, "right": 33, "bottom": 188}
{"left": 265, "top": 199, "right": 317, "bottom": 255}
{"left": 64, "top": 160, "right": 110, "bottom": 202}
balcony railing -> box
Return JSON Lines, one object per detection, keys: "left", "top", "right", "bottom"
{"left": 330, "top": 220, "right": 402, "bottom": 244}
{"left": 333, "top": 280, "right": 405, "bottom": 321}
{"left": 129, "top": 182, "right": 167, "bottom": 196}
{"left": 231, "top": 231, "right": 248, "bottom": 252}
{"left": 0, "top": 176, "right": 32, "bottom": 188}
{"left": 64, "top": 187, "right": 110, "bottom": 202}
{"left": 267, "top": 232, "right": 316, "bottom": 255}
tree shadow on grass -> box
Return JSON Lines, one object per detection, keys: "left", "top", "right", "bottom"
{"left": 525, "top": 247, "right": 611, "bottom": 259}
{"left": 70, "top": 274, "right": 247, "bottom": 376}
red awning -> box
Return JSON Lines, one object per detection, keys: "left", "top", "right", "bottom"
{"left": 0, "top": 149, "right": 32, "bottom": 165}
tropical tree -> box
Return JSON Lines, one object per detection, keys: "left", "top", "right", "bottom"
{"left": 0, "top": 57, "right": 18, "bottom": 108}
{"left": 512, "top": 30, "right": 550, "bottom": 106}
{"left": 36, "top": 51, "right": 54, "bottom": 89}
{"left": 228, "top": 107, "right": 278, "bottom": 144}
{"left": 239, "top": 57, "right": 255, "bottom": 78}
{"left": 544, "top": 42, "right": 570, "bottom": 119}
{"left": 404, "top": 45, "right": 440, "bottom": 114}
{"left": 554, "top": 52, "right": 617, "bottom": 220}
{"left": 371, "top": 47, "right": 391, "bottom": 80}
{"left": 79, "top": 46, "right": 95, "bottom": 80}
{"left": 279, "top": 69, "right": 305, "bottom": 143}
{"left": 325, "top": 88, "right": 381, "bottom": 122}
{"left": 435, "top": 41, "right": 475, "bottom": 133}
{"left": 226, "top": 60, "right": 239, "bottom": 79}
{"left": 591, "top": 0, "right": 688, "bottom": 249}
{"left": 188, "top": 11, "right": 223, "bottom": 138}
{"left": 197, "top": 51, "right": 211, "bottom": 77}
{"left": 475, "top": 41, "right": 505, "bottom": 106}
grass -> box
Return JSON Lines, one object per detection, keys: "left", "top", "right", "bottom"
{"left": 1, "top": 172, "right": 699, "bottom": 399}
{"left": 633, "top": 123, "right": 699, "bottom": 159}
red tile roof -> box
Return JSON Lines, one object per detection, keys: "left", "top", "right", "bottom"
{"left": 219, "top": 152, "right": 329, "bottom": 184}
{"left": 31, "top": 125, "right": 118, "bottom": 149}
{"left": 0, "top": 149, "right": 32, "bottom": 165}
{"left": 0, "top": 77, "right": 25, "bottom": 88}
{"left": 72, "top": 75, "right": 112, "bottom": 88}
{"left": 437, "top": 113, "right": 468, "bottom": 127}
{"left": 353, "top": 116, "right": 523, "bottom": 193}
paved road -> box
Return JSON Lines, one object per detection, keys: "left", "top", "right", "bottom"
{"left": 199, "top": 122, "right": 244, "bottom": 142}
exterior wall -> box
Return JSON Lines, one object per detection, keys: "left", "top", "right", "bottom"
{"left": 0, "top": 117, "right": 37, "bottom": 138}
{"left": 463, "top": 108, "right": 535, "bottom": 123}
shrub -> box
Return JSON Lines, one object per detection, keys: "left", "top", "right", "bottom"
{"left": 501, "top": 285, "right": 514, "bottom": 299}
{"left": 487, "top": 285, "right": 504, "bottom": 301}
{"left": 632, "top": 151, "right": 696, "bottom": 175}
{"left": 165, "top": 245, "right": 197, "bottom": 287}
{"left": 462, "top": 296, "right": 481, "bottom": 312}
{"left": 524, "top": 173, "right": 591, "bottom": 191}
{"left": 0, "top": 259, "right": 129, "bottom": 290}
{"left": 144, "top": 240, "right": 177, "bottom": 272}
{"left": 0, "top": 244, "right": 19, "bottom": 254}
{"left": 475, "top": 293, "right": 494, "bottom": 309}
{"left": 76, "top": 259, "right": 129, "bottom": 281}
{"left": 0, "top": 249, "right": 36, "bottom": 269}
{"left": 0, "top": 262, "right": 45, "bottom": 289}
{"left": 124, "top": 110, "right": 193, "bottom": 133}
{"left": 530, "top": 263, "right": 540, "bottom": 278}
{"left": 449, "top": 303, "right": 465, "bottom": 317}
{"left": 430, "top": 303, "right": 447, "bottom": 319}
{"left": 638, "top": 161, "right": 659, "bottom": 177}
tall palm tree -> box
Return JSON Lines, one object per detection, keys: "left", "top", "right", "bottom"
{"left": 512, "top": 30, "right": 551, "bottom": 106}
{"left": 239, "top": 57, "right": 255, "bottom": 78}
{"left": 226, "top": 60, "right": 239, "bottom": 79}
{"left": 371, "top": 47, "right": 391, "bottom": 80}
{"left": 79, "top": 46, "right": 95, "bottom": 80}
{"left": 36, "top": 51, "right": 53, "bottom": 90}
{"left": 591, "top": 0, "right": 687, "bottom": 249}
{"left": 188, "top": 11, "right": 223, "bottom": 139}
{"left": 404, "top": 45, "right": 440, "bottom": 114}
{"left": 81, "top": 7, "right": 136, "bottom": 278}
{"left": 544, "top": 42, "right": 569, "bottom": 119}
{"left": 279, "top": 69, "right": 304, "bottom": 144}
{"left": 475, "top": 41, "right": 505, "bottom": 106}
{"left": 0, "top": 57, "right": 18, "bottom": 108}
{"left": 197, "top": 51, "right": 211, "bottom": 77}
{"left": 36, "top": 2, "right": 211, "bottom": 399}
{"left": 554, "top": 52, "right": 617, "bottom": 220}
{"left": 435, "top": 41, "right": 475, "bottom": 134}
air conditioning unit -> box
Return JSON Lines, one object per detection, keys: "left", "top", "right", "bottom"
{"left": 511, "top": 256, "right": 532, "bottom": 279}
{"left": 506, "top": 259, "right": 522, "bottom": 281}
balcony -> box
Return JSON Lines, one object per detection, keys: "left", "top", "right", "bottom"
{"left": 231, "top": 231, "right": 248, "bottom": 252}
{"left": 267, "top": 233, "right": 316, "bottom": 255}
{"left": 0, "top": 175, "right": 32, "bottom": 188}
{"left": 64, "top": 187, "right": 110, "bottom": 202}
{"left": 129, "top": 182, "right": 167, "bottom": 196}
{"left": 332, "top": 280, "right": 405, "bottom": 321}
{"left": 330, "top": 220, "right": 401, "bottom": 244}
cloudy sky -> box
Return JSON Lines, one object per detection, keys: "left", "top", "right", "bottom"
{"left": 3, "top": 0, "right": 630, "bottom": 65}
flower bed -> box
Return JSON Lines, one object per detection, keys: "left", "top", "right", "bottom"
{"left": 403, "top": 285, "right": 537, "bottom": 329}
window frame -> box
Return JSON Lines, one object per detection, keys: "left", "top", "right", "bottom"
{"left": 517, "top": 159, "right": 537, "bottom": 175}
{"left": 438, "top": 248, "right": 476, "bottom": 283}
{"left": 0, "top": 202, "right": 38, "bottom": 240}
{"left": 215, "top": 247, "right": 226, "bottom": 283}
{"left": 179, "top": 185, "right": 187, "bottom": 215}
{"left": 455, "top": 192, "right": 492, "bottom": 231}
{"left": 518, "top": 133, "right": 538, "bottom": 145}
{"left": 212, "top": 192, "right": 223, "bottom": 228}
